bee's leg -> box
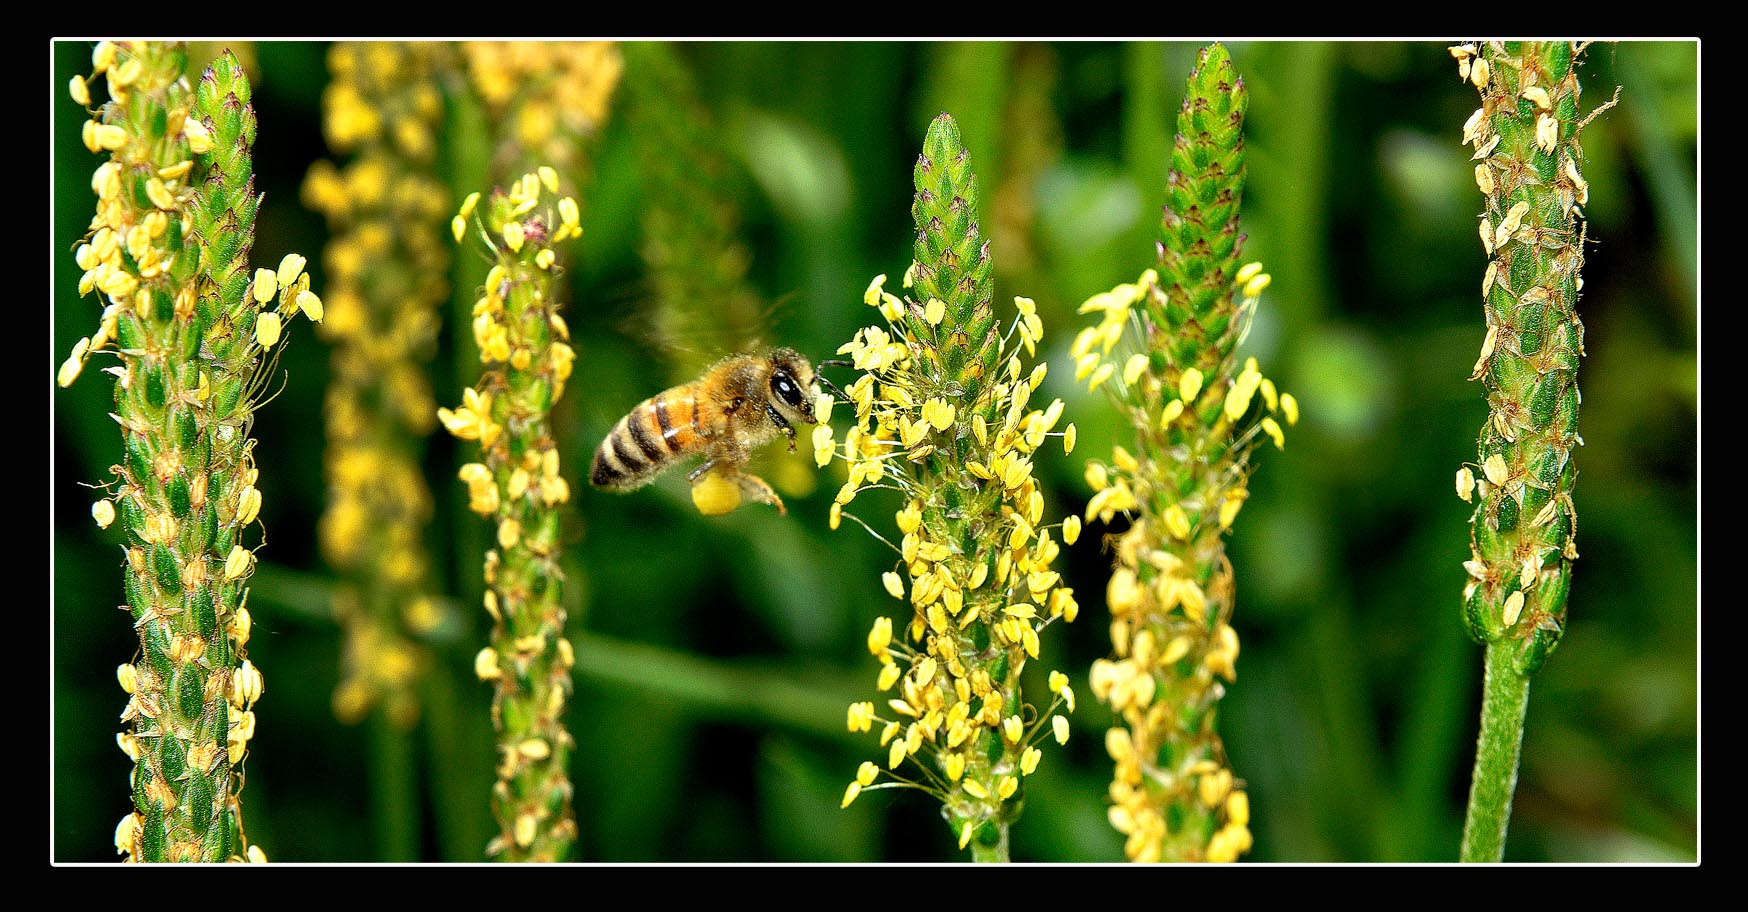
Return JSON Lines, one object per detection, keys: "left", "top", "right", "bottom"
{"left": 686, "top": 457, "right": 720, "bottom": 485}
{"left": 766, "top": 404, "right": 798, "bottom": 452}
{"left": 692, "top": 430, "right": 755, "bottom": 485}
{"left": 733, "top": 471, "right": 786, "bottom": 516}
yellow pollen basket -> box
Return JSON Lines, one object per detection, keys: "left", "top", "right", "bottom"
{"left": 690, "top": 468, "right": 743, "bottom": 516}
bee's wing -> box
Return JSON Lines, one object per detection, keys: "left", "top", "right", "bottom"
{"left": 604, "top": 280, "right": 720, "bottom": 375}
{"left": 720, "top": 292, "right": 806, "bottom": 359}
{"left": 615, "top": 284, "right": 813, "bottom": 380}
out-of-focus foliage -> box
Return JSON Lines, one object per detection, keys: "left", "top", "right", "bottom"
{"left": 53, "top": 40, "right": 1696, "bottom": 863}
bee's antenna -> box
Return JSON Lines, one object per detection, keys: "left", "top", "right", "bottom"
{"left": 817, "top": 375, "right": 850, "bottom": 405}
{"left": 814, "top": 359, "right": 852, "bottom": 404}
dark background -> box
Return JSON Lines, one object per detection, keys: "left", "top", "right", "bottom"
{"left": 52, "top": 40, "right": 1696, "bottom": 863}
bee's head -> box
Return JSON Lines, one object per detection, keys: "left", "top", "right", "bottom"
{"left": 768, "top": 348, "right": 817, "bottom": 425}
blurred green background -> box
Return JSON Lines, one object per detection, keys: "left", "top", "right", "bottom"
{"left": 52, "top": 40, "right": 1696, "bottom": 863}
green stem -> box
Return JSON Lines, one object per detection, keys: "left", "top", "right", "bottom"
{"left": 422, "top": 659, "right": 492, "bottom": 861}
{"left": 1395, "top": 594, "right": 1476, "bottom": 860}
{"left": 969, "top": 823, "right": 1010, "bottom": 863}
{"left": 1460, "top": 640, "right": 1530, "bottom": 862}
{"left": 570, "top": 634, "right": 854, "bottom": 737}
{"left": 369, "top": 708, "right": 419, "bottom": 861}
{"left": 236, "top": 562, "right": 865, "bottom": 742}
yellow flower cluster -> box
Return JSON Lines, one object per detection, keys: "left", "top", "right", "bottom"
{"left": 458, "top": 447, "right": 571, "bottom": 519}
{"left": 1453, "top": 44, "right": 1591, "bottom": 226}
{"left": 439, "top": 171, "right": 580, "bottom": 520}
{"left": 1088, "top": 519, "right": 1250, "bottom": 862}
{"left": 317, "top": 43, "right": 445, "bottom": 156}
{"left": 1451, "top": 40, "right": 1594, "bottom": 651}
{"left": 329, "top": 592, "right": 427, "bottom": 727}
{"left": 1075, "top": 266, "right": 1295, "bottom": 863}
{"left": 67, "top": 40, "right": 296, "bottom": 864}
{"left": 462, "top": 41, "right": 622, "bottom": 179}
{"left": 438, "top": 167, "right": 582, "bottom": 861}
{"left": 827, "top": 272, "right": 1079, "bottom": 852}
{"left": 446, "top": 172, "right": 581, "bottom": 374}
{"left": 62, "top": 46, "right": 314, "bottom": 387}
{"left": 114, "top": 607, "right": 263, "bottom": 849}
{"left": 303, "top": 43, "right": 454, "bottom": 729}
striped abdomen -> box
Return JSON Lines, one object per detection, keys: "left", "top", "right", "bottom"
{"left": 591, "top": 386, "right": 707, "bottom": 490}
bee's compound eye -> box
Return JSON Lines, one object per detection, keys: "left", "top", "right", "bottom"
{"left": 774, "top": 375, "right": 800, "bottom": 405}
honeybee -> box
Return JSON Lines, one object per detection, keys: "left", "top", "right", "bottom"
{"left": 590, "top": 348, "right": 844, "bottom": 515}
